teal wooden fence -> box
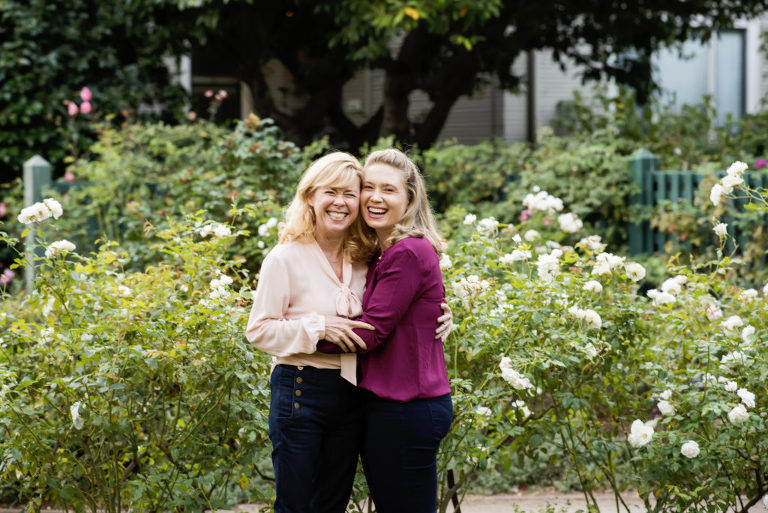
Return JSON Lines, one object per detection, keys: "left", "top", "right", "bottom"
{"left": 627, "top": 148, "right": 768, "bottom": 256}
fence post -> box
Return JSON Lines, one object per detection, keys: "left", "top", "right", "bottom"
{"left": 23, "top": 155, "right": 52, "bottom": 292}
{"left": 627, "top": 148, "right": 658, "bottom": 255}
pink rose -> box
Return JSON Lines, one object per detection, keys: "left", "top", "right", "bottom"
{"left": 0, "top": 269, "right": 14, "bottom": 286}
{"left": 67, "top": 101, "right": 79, "bottom": 116}
{"left": 187, "top": 111, "right": 197, "bottom": 121}
{"left": 519, "top": 209, "right": 533, "bottom": 222}
{"left": 755, "top": 159, "right": 766, "bottom": 169}
{"left": 543, "top": 217, "right": 552, "bottom": 226}
{"left": 80, "top": 101, "right": 92, "bottom": 114}
{"left": 204, "top": 90, "right": 213, "bottom": 98}
{"left": 64, "top": 171, "right": 75, "bottom": 182}
{"left": 80, "top": 87, "right": 92, "bottom": 102}
{"left": 0, "top": 202, "right": 6, "bottom": 217}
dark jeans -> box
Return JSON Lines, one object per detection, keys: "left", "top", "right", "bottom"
{"left": 361, "top": 392, "right": 453, "bottom": 513}
{"left": 268, "top": 364, "right": 363, "bottom": 513}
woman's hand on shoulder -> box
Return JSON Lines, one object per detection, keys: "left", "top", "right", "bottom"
{"left": 324, "top": 316, "right": 374, "bottom": 352}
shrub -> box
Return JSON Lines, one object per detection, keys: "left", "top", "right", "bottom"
{"left": 0, "top": 209, "right": 274, "bottom": 511}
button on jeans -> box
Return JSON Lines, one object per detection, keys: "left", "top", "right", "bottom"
{"left": 268, "top": 364, "right": 363, "bottom": 513}
{"left": 361, "top": 392, "right": 453, "bottom": 513}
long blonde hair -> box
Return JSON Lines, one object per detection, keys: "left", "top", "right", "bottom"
{"left": 364, "top": 148, "right": 443, "bottom": 254}
{"left": 280, "top": 152, "right": 377, "bottom": 262}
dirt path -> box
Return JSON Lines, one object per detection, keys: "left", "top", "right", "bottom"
{"left": 2, "top": 492, "right": 765, "bottom": 513}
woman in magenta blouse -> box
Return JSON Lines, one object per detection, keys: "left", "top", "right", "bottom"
{"left": 322, "top": 149, "right": 452, "bottom": 513}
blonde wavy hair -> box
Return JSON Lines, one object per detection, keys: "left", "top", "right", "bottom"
{"left": 280, "top": 152, "right": 377, "bottom": 262}
{"left": 364, "top": 148, "right": 443, "bottom": 254}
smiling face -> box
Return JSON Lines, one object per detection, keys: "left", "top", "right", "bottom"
{"left": 361, "top": 163, "right": 409, "bottom": 244}
{"left": 308, "top": 180, "right": 360, "bottom": 239}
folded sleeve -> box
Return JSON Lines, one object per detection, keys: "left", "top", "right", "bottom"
{"left": 244, "top": 250, "right": 325, "bottom": 356}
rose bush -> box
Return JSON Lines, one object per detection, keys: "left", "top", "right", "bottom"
{"left": 0, "top": 206, "right": 276, "bottom": 511}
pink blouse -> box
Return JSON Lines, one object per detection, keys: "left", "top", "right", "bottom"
{"left": 244, "top": 240, "right": 367, "bottom": 384}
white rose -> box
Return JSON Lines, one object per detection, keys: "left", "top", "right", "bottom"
{"left": 524, "top": 229, "right": 540, "bottom": 242}
{"left": 705, "top": 303, "right": 722, "bottom": 321}
{"left": 213, "top": 224, "right": 232, "bottom": 237}
{"left": 477, "top": 217, "right": 499, "bottom": 236}
{"left": 475, "top": 406, "right": 492, "bottom": 417}
{"left": 710, "top": 183, "right": 725, "bottom": 206}
{"left": 512, "top": 400, "right": 531, "bottom": 418}
{"left": 647, "top": 289, "right": 676, "bottom": 306}
{"left": 721, "top": 315, "right": 744, "bottom": 333}
{"left": 741, "top": 325, "right": 755, "bottom": 344}
{"left": 463, "top": 214, "right": 477, "bottom": 225}
{"left": 583, "top": 343, "right": 598, "bottom": 358}
{"left": 659, "top": 389, "right": 672, "bottom": 401}
{"left": 627, "top": 419, "right": 654, "bottom": 448}
{"left": 657, "top": 400, "right": 675, "bottom": 416}
{"left": 726, "top": 161, "right": 748, "bottom": 178}
{"left": 439, "top": 254, "right": 452, "bottom": 269}
{"left": 727, "top": 404, "right": 749, "bottom": 424}
{"left": 721, "top": 173, "right": 743, "bottom": 193}
{"left": 713, "top": 222, "right": 728, "bottom": 239}
{"left": 42, "top": 198, "right": 63, "bottom": 219}
{"left": 624, "top": 262, "right": 646, "bottom": 282}
{"left": 680, "top": 440, "right": 700, "bottom": 458}
{"left": 557, "top": 212, "right": 583, "bottom": 233}
{"left": 723, "top": 381, "right": 738, "bottom": 392}
{"left": 661, "top": 275, "right": 687, "bottom": 294}
{"left": 737, "top": 388, "right": 755, "bottom": 409}
{"left": 583, "top": 280, "right": 603, "bottom": 293}
{"left": 45, "top": 240, "right": 76, "bottom": 259}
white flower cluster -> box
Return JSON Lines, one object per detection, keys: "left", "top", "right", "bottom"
{"left": 477, "top": 217, "right": 499, "bottom": 236}
{"left": 713, "top": 222, "right": 728, "bottom": 239}
{"left": 705, "top": 303, "right": 722, "bottom": 321}
{"left": 536, "top": 249, "right": 562, "bottom": 283}
{"left": 522, "top": 187, "right": 564, "bottom": 214}
{"left": 500, "top": 250, "right": 531, "bottom": 264}
{"left": 499, "top": 356, "right": 533, "bottom": 390}
{"left": 646, "top": 275, "right": 687, "bottom": 306}
{"left": 578, "top": 235, "right": 605, "bottom": 252}
{"left": 439, "top": 254, "right": 452, "bottom": 269}
{"left": 512, "top": 400, "right": 531, "bottom": 418}
{"left": 627, "top": 419, "right": 654, "bottom": 448}
{"left": 17, "top": 198, "right": 63, "bottom": 224}
{"left": 591, "top": 252, "right": 624, "bottom": 275}
{"left": 452, "top": 275, "right": 490, "bottom": 298}
{"left": 199, "top": 223, "right": 232, "bottom": 237}
{"left": 257, "top": 217, "right": 278, "bottom": 236}
{"left": 475, "top": 406, "right": 492, "bottom": 417}
{"left": 681, "top": 440, "right": 700, "bottom": 458}
{"left": 45, "top": 240, "right": 75, "bottom": 259}
{"left": 740, "top": 288, "right": 758, "bottom": 301}
{"left": 210, "top": 274, "right": 234, "bottom": 299}
{"left": 741, "top": 325, "right": 756, "bottom": 345}
{"left": 721, "top": 315, "right": 743, "bottom": 334}
{"left": 557, "top": 212, "right": 583, "bottom": 233}
{"left": 661, "top": 275, "right": 687, "bottom": 294}
{"left": 567, "top": 305, "right": 602, "bottom": 329}
{"left": 710, "top": 161, "right": 747, "bottom": 206}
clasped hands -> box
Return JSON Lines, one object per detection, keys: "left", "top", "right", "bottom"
{"left": 323, "top": 302, "right": 453, "bottom": 353}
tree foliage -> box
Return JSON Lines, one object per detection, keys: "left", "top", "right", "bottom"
{"left": 175, "top": 0, "right": 768, "bottom": 148}
{"left": 0, "top": 0, "right": 190, "bottom": 181}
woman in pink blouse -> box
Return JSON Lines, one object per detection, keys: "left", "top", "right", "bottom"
{"left": 320, "top": 149, "right": 453, "bottom": 513}
{"left": 245, "top": 152, "right": 450, "bottom": 513}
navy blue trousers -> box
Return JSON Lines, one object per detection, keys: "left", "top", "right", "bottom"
{"left": 268, "top": 364, "right": 363, "bottom": 513}
{"left": 361, "top": 393, "right": 453, "bottom": 513}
